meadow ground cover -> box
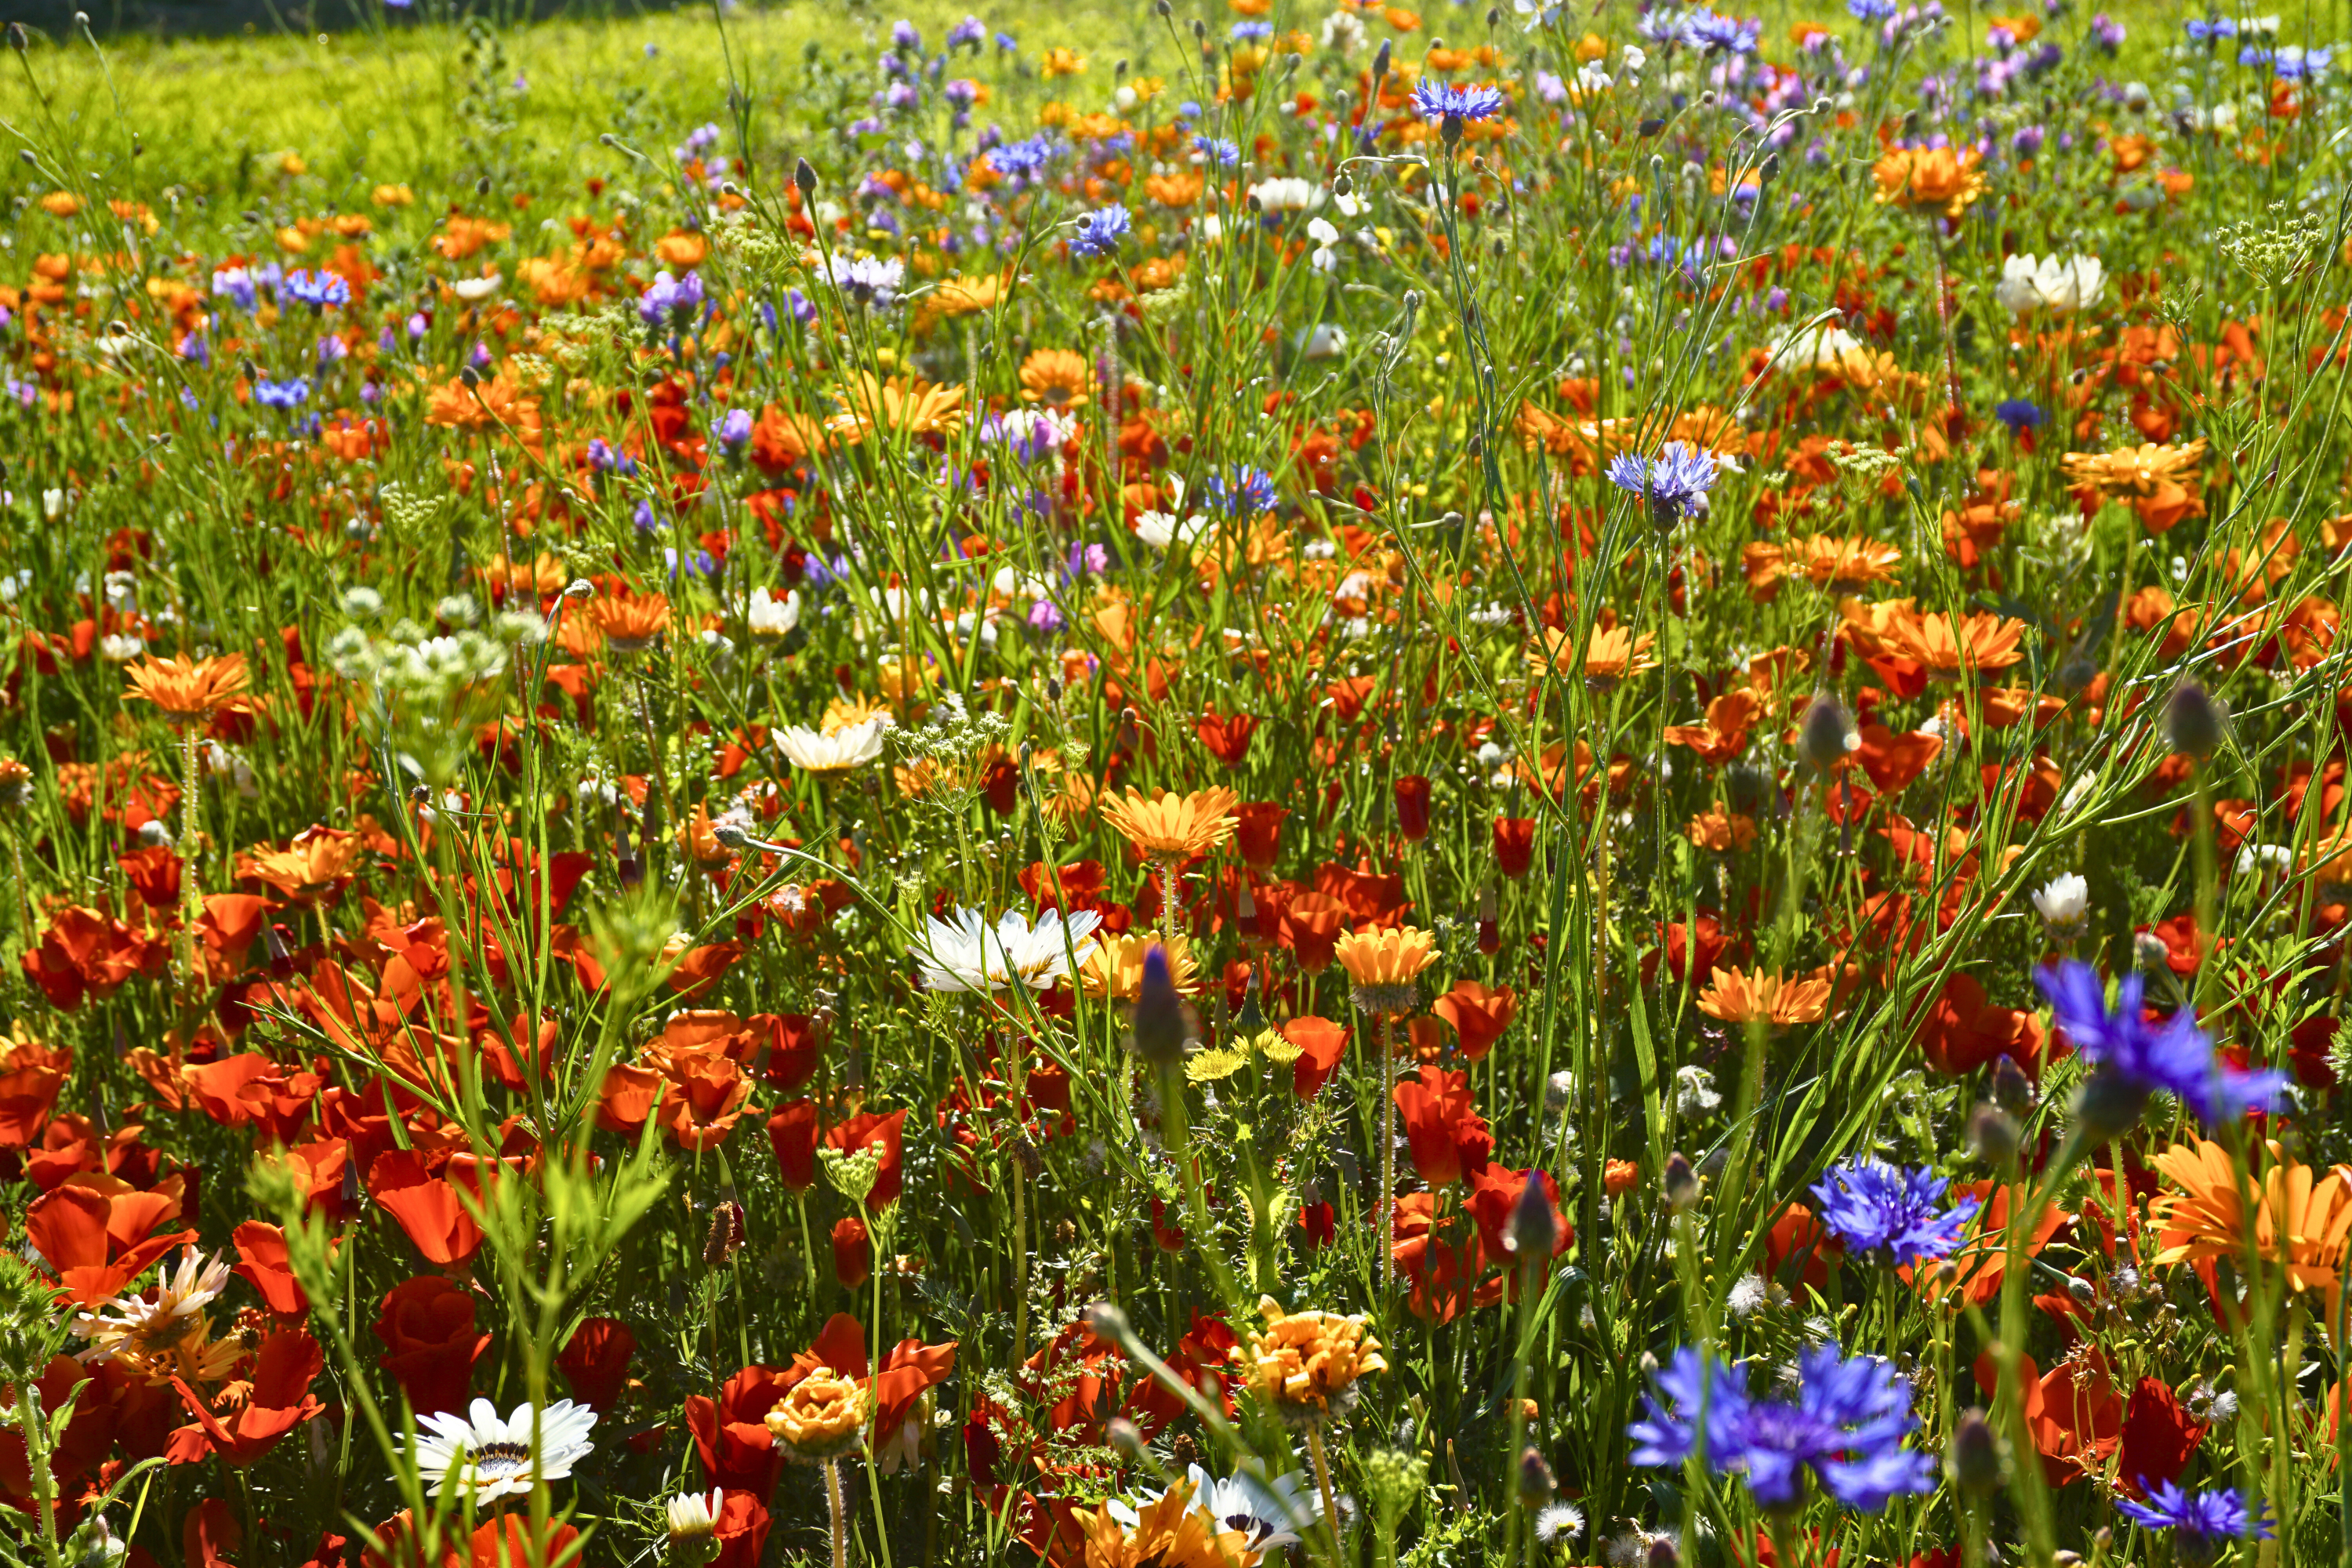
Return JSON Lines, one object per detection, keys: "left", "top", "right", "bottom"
{"left": 0, "top": 0, "right": 2350, "bottom": 1566}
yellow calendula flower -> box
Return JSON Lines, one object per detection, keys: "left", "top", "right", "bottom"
{"left": 1333, "top": 925, "right": 1438, "bottom": 1014}
{"left": 765, "top": 1368, "right": 868, "bottom": 1461}
{"left": 1100, "top": 787, "right": 1240, "bottom": 861}
{"left": 1235, "top": 1296, "right": 1388, "bottom": 1427}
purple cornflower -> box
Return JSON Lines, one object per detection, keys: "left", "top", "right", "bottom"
{"left": 586, "top": 437, "right": 636, "bottom": 475}
{"left": 890, "top": 18, "right": 921, "bottom": 53}
{"left": 1191, "top": 135, "right": 1243, "bottom": 167}
{"left": 638, "top": 269, "right": 707, "bottom": 328}
{"left": 2184, "top": 16, "right": 2235, "bottom": 42}
{"left": 211, "top": 267, "right": 258, "bottom": 312}
{"left": 1207, "top": 466, "right": 1278, "bottom": 515}
{"left": 2089, "top": 12, "right": 2125, "bottom": 49}
{"left": 946, "top": 13, "right": 985, "bottom": 49}
{"left": 252, "top": 376, "right": 311, "bottom": 409}
{"left": 2034, "top": 960, "right": 2288, "bottom": 1133}
{"left": 2273, "top": 45, "right": 2332, "bottom": 79}
{"left": 2114, "top": 1481, "right": 2273, "bottom": 1563}
{"left": 1628, "top": 1346, "right": 1936, "bottom": 1512}
{"left": 1809, "top": 1160, "right": 1979, "bottom": 1267}
{"left": 716, "top": 408, "right": 755, "bottom": 456}
{"left": 1994, "top": 398, "right": 2045, "bottom": 431}
{"left": 1683, "top": 7, "right": 1762, "bottom": 53}
{"left": 1410, "top": 80, "right": 1508, "bottom": 124}
{"left": 282, "top": 268, "right": 350, "bottom": 309}
{"left": 1605, "top": 441, "right": 1721, "bottom": 527}
{"left": 1230, "top": 19, "right": 1272, "bottom": 38}
{"left": 1069, "top": 204, "right": 1131, "bottom": 259}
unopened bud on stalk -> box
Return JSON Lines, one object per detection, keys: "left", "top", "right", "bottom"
{"left": 1968, "top": 1102, "right": 2019, "bottom": 1173}
{"left": 1661, "top": 1152, "right": 1699, "bottom": 1212}
{"left": 1516, "top": 1446, "right": 1557, "bottom": 1507}
{"left": 1989, "top": 1054, "right": 2034, "bottom": 1116}
{"left": 711, "top": 821, "right": 751, "bottom": 851}
{"left": 703, "top": 1200, "right": 746, "bottom": 1267}
{"left": 1083, "top": 1300, "right": 1132, "bottom": 1342}
{"left": 1505, "top": 1172, "right": 1557, "bottom": 1258}
{"left": 1130, "top": 944, "right": 1191, "bottom": 1065}
{"left": 1646, "top": 1537, "right": 1680, "bottom": 1568}
{"left": 1945, "top": 1409, "right": 2005, "bottom": 1494}
{"left": 1106, "top": 1417, "right": 1148, "bottom": 1460}
{"left": 1373, "top": 38, "right": 1391, "bottom": 76}
{"left": 2165, "top": 680, "right": 2226, "bottom": 760}
{"left": 1796, "top": 693, "right": 1857, "bottom": 773}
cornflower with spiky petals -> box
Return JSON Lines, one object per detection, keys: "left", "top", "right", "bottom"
{"left": 1809, "top": 1159, "right": 1980, "bottom": 1267}
{"left": 2034, "top": 960, "right": 2287, "bottom": 1134}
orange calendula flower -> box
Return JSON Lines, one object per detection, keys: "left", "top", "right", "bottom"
{"left": 1527, "top": 623, "right": 1660, "bottom": 691}
{"left": 764, "top": 1367, "right": 868, "bottom": 1461}
{"left": 1081, "top": 931, "right": 1201, "bottom": 1000}
{"left": 1842, "top": 598, "right": 2028, "bottom": 681}
{"left": 124, "top": 653, "right": 252, "bottom": 725}
{"left": 1684, "top": 811, "right": 1759, "bottom": 853}
{"left": 1234, "top": 1294, "right": 1388, "bottom": 1426}
{"left": 1697, "top": 965, "right": 1832, "bottom": 1027}
{"left": 1334, "top": 925, "right": 1438, "bottom": 1014}
{"left": 1018, "top": 349, "right": 1093, "bottom": 408}
{"left": 2148, "top": 1140, "right": 2352, "bottom": 1325}
{"left": 1041, "top": 46, "right": 1087, "bottom": 78}
{"left": 590, "top": 593, "right": 673, "bottom": 654}
{"left": 2060, "top": 439, "right": 2208, "bottom": 499}
{"left": 1871, "top": 143, "right": 1986, "bottom": 219}
{"left": 826, "top": 373, "right": 967, "bottom": 443}
{"left": 238, "top": 826, "right": 364, "bottom": 905}
{"left": 1100, "top": 786, "right": 1240, "bottom": 860}
{"left": 1083, "top": 1481, "right": 1265, "bottom": 1568}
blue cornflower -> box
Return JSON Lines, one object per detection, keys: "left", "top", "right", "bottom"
{"left": 1846, "top": 0, "right": 1896, "bottom": 17}
{"left": 1207, "top": 466, "right": 1278, "bottom": 515}
{"left": 1230, "top": 20, "right": 1272, "bottom": 38}
{"left": 1069, "top": 204, "right": 1131, "bottom": 259}
{"left": 1410, "top": 80, "right": 1509, "bottom": 125}
{"left": 2034, "top": 960, "right": 2288, "bottom": 1133}
{"left": 716, "top": 408, "right": 755, "bottom": 456}
{"left": 2184, "top": 15, "right": 2236, "bottom": 40}
{"left": 253, "top": 376, "right": 311, "bottom": 409}
{"left": 281, "top": 268, "right": 350, "bottom": 309}
{"left": 638, "top": 269, "right": 707, "bottom": 328}
{"left": 1683, "top": 7, "right": 1762, "bottom": 53}
{"left": 2115, "top": 1480, "right": 2273, "bottom": 1561}
{"left": 1192, "top": 135, "right": 1243, "bottom": 167}
{"left": 2238, "top": 43, "right": 2275, "bottom": 69}
{"left": 2273, "top": 45, "right": 2332, "bottom": 79}
{"left": 212, "top": 267, "right": 258, "bottom": 312}
{"left": 946, "top": 14, "right": 985, "bottom": 50}
{"left": 1628, "top": 1345, "right": 1936, "bottom": 1513}
{"left": 1809, "top": 1160, "right": 1980, "bottom": 1267}
{"left": 1605, "top": 441, "right": 1721, "bottom": 527}
{"left": 1994, "top": 398, "right": 2046, "bottom": 431}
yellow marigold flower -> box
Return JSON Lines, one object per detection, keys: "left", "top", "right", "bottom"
{"left": 372, "top": 183, "right": 417, "bottom": 207}
{"left": 1018, "top": 348, "right": 1093, "bottom": 408}
{"left": 1527, "top": 623, "right": 1660, "bottom": 691}
{"left": 124, "top": 653, "right": 252, "bottom": 725}
{"left": 1871, "top": 144, "right": 1986, "bottom": 220}
{"left": 1334, "top": 925, "right": 1437, "bottom": 1014}
{"left": 1100, "top": 787, "right": 1239, "bottom": 860}
{"left": 1235, "top": 1295, "right": 1388, "bottom": 1426}
{"left": 1042, "top": 46, "right": 1087, "bottom": 78}
{"left": 765, "top": 1367, "right": 868, "bottom": 1461}
{"left": 1696, "top": 965, "right": 1831, "bottom": 1027}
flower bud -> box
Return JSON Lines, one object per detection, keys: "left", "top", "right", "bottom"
{"left": 1505, "top": 1172, "right": 1558, "bottom": 1258}
{"left": 1945, "top": 1409, "right": 2005, "bottom": 1495}
{"left": 1661, "top": 1152, "right": 1699, "bottom": 1212}
{"left": 2073, "top": 1067, "right": 2151, "bottom": 1143}
{"left": 1646, "top": 1537, "right": 1680, "bottom": 1568}
{"left": 1796, "top": 693, "right": 1856, "bottom": 773}
{"left": 2165, "top": 680, "right": 2226, "bottom": 760}
{"left": 1968, "top": 1102, "right": 2019, "bottom": 1173}
{"left": 1989, "top": 1054, "right": 2034, "bottom": 1116}
{"left": 1516, "top": 1446, "right": 1557, "bottom": 1507}
{"left": 1129, "top": 944, "right": 1191, "bottom": 1065}
{"left": 702, "top": 1200, "right": 746, "bottom": 1267}
{"left": 793, "top": 158, "right": 818, "bottom": 195}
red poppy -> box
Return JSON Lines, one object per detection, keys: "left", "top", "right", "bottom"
{"left": 366, "top": 1149, "right": 484, "bottom": 1266}
{"left": 1393, "top": 775, "right": 1432, "bottom": 841}
{"left": 1283, "top": 1016, "right": 1350, "bottom": 1099}
{"left": 1394, "top": 1067, "right": 1493, "bottom": 1188}
{"left": 712, "top": 1491, "right": 772, "bottom": 1568}
{"left": 1279, "top": 891, "right": 1348, "bottom": 973}
{"left": 757, "top": 1013, "right": 822, "bottom": 1089}
{"left": 833, "top": 1215, "right": 873, "bottom": 1288}
{"left": 1390, "top": 1192, "right": 1482, "bottom": 1324}
{"left": 232, "top": 1221, "right": 308, "bottom": 1318}
{"left": 768, "top": 1100, "right": 819, "bottom": 1192}
{"left": 167, "top": 1328, "right": 325, "bottom": 1466}
{"left": 1915, "top": 973, "right": 2052, "bottom": 1079}
{"left": 1493, "top": 816, "right": 1536, "bottom": 879}
{"left": 556, "top": 1317, "right": 637, "bottom": 1414}
{"left": 1232, "top": 804, "right": 1289, "bottom": 870}
{"left": 24, "top": 1181, "right": 194, "bottom": 1305}
{"left": 373, "top": 1276, "right": 490, "bottom": 1417}
{"left": 1196, "top": 711, "right": 1258, "bottom": 767}
{"left": 1432, "top": 980, "right": 1517, "bottom": 1060}
{"left": 2115, "top": 1377, "right": 2205, "bottom": 1498}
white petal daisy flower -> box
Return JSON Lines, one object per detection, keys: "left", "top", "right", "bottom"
{"left": 775, "top": 715, "right": 891, "bottom": 773}
{"left": 405, "top": 1396, "right": 598, "bottom": 1500}
{"left": 73, "top": 1246, "right": 235, "bottom": 1370}
{"left": 913, "top": 906, "right": 1102, "bottom": 993}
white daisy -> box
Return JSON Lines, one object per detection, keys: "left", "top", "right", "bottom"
{"left": 1109, "top": 1462, "right": 1322, "bottom": 1553}
{"left": 665, "top": 1487, "right": 723, "bottom": 1544}
{"left": 72, "top": 1246, "right": 233, "bottom": 1360}
{"left": 745, "top": 586, "right": 802, "bottom": 639}
{"left": 775, "top": 715, "right": 890, "bottom": 772}
{"left": 405, "top": 1396, "right": 598, "bottom": 1500}
{"left": 912, "top": 906, "right": 1102, "bottom": 993}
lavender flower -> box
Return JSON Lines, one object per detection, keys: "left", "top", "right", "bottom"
{"left": 1628, "top": 1346, "right": 1936, "bottom": 1512}
{"left": 1809, "top": 1160, "right": 1979, "bottom": 1267}
{"left": 2034, "top": 960, "right": 2288, "bottom": 1134}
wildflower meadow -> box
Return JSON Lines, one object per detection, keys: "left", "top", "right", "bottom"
{"left": 0, "top": 0, "right": 2349, "bottom": 1564}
